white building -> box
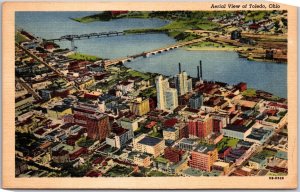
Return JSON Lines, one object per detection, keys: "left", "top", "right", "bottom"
{"left": 155, "top": 75, "right": 178, "bottom": 111}
{"left": 175, "top": 71, "right": 192, "bottom": 96}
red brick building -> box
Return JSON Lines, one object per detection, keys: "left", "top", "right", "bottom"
{"left": 73, "top": 102, "right": 111, "bottom": 141}
{"left": 189, "top": 145, "right": 218, "bottom": 172}
{"left": 164, "top": 147, "right": 185, "bottom": 163}
{"left": 188, "top": 115, "right": 213, "bottom": 138}
{"left": 213, "top": 118, "right": 223, "bottom": 133}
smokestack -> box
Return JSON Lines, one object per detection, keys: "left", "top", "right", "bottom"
{"left": 200, "top": 60, "right": 203, "bottom": 79}
{"left": 197, "top": 66, "right": 200, "bottom": 80}
{"left": 178, "top": 62, "right": 181, "bottom": 73}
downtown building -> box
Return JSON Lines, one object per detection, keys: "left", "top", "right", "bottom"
{"left": 133, "top": 134, "right": 165, "bottom": 158}
{"left": 175, "top": 63, "right": 192, "bottom": 96}
{"left": 189, "top": 93, "right": 203, "bottom": 109}
{"left": 188, "top": 114, "right": 213, "bottom": 139}
{"left": 129, "top": 97, "right": 150, "bottom": 116}
{"left": 189, "top": 144, "right": 218, "bottom": 172}
{"left": 155, "top": 75, "right": 178, "bottom": 111}
{"left": 73, "top": 102, "right": 110, "bottom": 141}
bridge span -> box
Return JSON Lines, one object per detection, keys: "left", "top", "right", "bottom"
{"left": 98, "top": 38, "right": 205, "bottom": 69}
{"left": 45, "top": 31, "right": 124, "bottom": 42}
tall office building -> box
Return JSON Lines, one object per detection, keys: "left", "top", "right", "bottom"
{"left": 73, "top": 102, "right": 111, "bottom": 141}
{"left": 189, "top": 93, "right": 203, "bottom": 109}
{"left": 189, "top": 144, "right": 218, "bottom": 172}
{"left": 155, "top": 75, "right": 178, "bottom": 111}
{"left": 175, "top": 63, "right": 193, "bottom": 96}
{"left": 188, "top": 114, "right": 213, "bottom": 139}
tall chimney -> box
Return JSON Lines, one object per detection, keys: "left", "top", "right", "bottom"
{"left": 178, "top": 62, "right": 181, "bottom": 73}
{"left": 200, "top": 60, "right": 203, "bottom": 79}
{"left": 197, "top": 66, "right": 200, "bottom": 80}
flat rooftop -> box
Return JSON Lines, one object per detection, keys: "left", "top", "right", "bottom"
{"left": 138, "top": 136, "right": 162, "bottom": 146}
{"left": 223, "top": 124, "right": 251, "bottom": 133}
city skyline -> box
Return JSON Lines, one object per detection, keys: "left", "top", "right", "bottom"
{"left": 12, "top": 9, "right": 290, "bottom": 181}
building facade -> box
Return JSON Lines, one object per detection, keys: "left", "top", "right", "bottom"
{"left": 155, "top": 75, "right": 178, "bottom": 111}
{"left": 188, "top": 115, "right": 213, "bottom": 138}
{"left": 73, "top": 102, "right": 110, "bottom": 141}
{"left": 129, "top": 97, "right": 150, "bottom": 116}
{"left": 133, "top": 134, "right": 165, "bottom": 157}
{"left": 189, "top": 145, "right": 218, "bottom": 172}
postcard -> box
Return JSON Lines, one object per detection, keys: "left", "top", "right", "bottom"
{"left": 2, "top": 1, "right": 297, "bottom": 189}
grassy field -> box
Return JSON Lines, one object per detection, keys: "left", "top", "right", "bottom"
{"left": 216, "top": 137, "right": 239, "bottom": 151}
{"left": 75, "top": 11, "right": 223, "bottom": 42}
{"left": 15, "top": 32, "right": 29, "bottom": 43}
{"left": 186, "top": 41, "right": 236, "bottom": 51}
{"left": 139, "top": 87, "right": 157, "bottom": 98}
{"left": 127, "top": 70, "right": 151, "bottom": 80}
{"left": 242, "top": 88, "right": 257, "bottom": 97}
{"left": 67, "top": 52, "right": 101, "bottom": 61}
{"left": 244, "top": 11, "right": 270, "bottom": 22}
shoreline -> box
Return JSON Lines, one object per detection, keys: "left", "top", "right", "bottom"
{"left": 185, "top": 47, "right": 237, "bottom": 51}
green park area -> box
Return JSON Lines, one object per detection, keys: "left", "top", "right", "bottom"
{"left": 155, "top": 156, "right": 169, "bottom": 164}
{"left": 139, "top": 87, "right": 157, "bottom": 98}
{"left": 242, "top": 88, "right": 257, "bottom": 97}
{"left": 67, "top": 52, "right": 101, "bottom": 62}
{"left": 73, "top": 11, "right": 227, "bottom": 42}
{"left": 15, "top": 32, "right": 29, "bottom": 43}
{"left": 127, "top": 69, "right": 151, "bottom": 80}
{"left": 186, "top": 41, "right": 236, "bottom": 51}
{"left": 216, "top": 137, "right": 239, "bottom": 151}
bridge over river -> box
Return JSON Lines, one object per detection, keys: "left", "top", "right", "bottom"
{"left": 97, "top": 37, "right": 206, "bottom": 69}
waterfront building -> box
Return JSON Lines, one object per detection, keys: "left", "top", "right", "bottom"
{"left": 155, "top": 75, "right": 178, "bottom": 111}
{"left": 175, "top": 63, "right": 193, "bottom": 96}
{"left": 189, "top": 144, "right": 218, "bottom": 172}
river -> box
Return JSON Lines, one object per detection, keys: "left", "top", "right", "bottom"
{"left": 15, "top": 11, "right": 287, "bottom": 98}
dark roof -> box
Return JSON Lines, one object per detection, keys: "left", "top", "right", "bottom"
{"left": 50, "top": 105, "right": 70, "bottom": 112}
{"left": 138, "top": 136, "right": 162, "bottom": 146}
{"left": 223, "top": 124, "right": 251, "bottom": 133}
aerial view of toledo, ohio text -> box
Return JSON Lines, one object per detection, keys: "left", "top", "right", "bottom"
{"left": 15, "top": 11, "right": 288, "bottom": 177}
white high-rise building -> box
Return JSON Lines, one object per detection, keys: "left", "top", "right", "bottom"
{"left": 165, "top": 88, "right": 178, "bottom": 111}
{"left": 175, "top": 66, "right": 193, "bottom": 96}
{"left": 155, "top": 75, "right": 178, "bottom": 111}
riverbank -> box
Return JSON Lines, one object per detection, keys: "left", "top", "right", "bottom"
{"left": 73, "top": 11, "right": 221, "bottom": 42}
{"left": 67, "top": 52, "right": 101, "bottom": 62}
{"left": 186, "top": 47, "right": 236, "bottom": 51}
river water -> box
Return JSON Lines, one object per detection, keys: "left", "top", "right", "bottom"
{"left": 16, "top": 12, "right": 287, "bottom": 98}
